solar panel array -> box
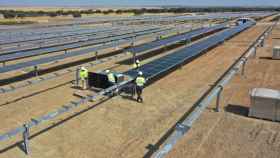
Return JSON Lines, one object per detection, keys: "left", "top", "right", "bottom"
{"left": 0, "top": 28, "right": 121, "bottom": 53}
{"left": 125, "top": 22, "right": 254, "bottom": 79}
{"left": 0, "top": 26, "right": 188, "bottom": 93}
{"left": 0, "top": 24, "right": 226, "bottom": 73}
{"left": 0, "top": 21, "right": 255, "bottom": 143}
{"left": 0, "top": 26, "right": 116, "bottom": 45}
{"left": 127, "top": 24, "right": 226, "bottom": 54}
{"left": 0, "top": 27, "right": 171, "bottom": 73}
{"left": 0, "top": 27, "right": 162, "bottom": 62}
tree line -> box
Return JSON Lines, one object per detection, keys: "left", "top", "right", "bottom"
{"left": 0, "top": 7, "right": 279, "bottom": 19}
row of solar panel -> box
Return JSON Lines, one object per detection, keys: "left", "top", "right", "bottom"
{"left": 0, "top": 25, "right": 149, "bottom": 54}
{"left": 0, "top": 26, "right": 128, "bottom": 46}
{"left": 0, "top": 25, "right": 83, "bottom": 39}
{"left": 0, "top": 12, "right": 269, "bottom": 46}
{"left": 0, "top": 15, "right": 178, "bottom": 40}
{"left": 0, "top": 27, "right": 170, "bottom": 73}
{"left": 0, "top": 27, "right": 95, "bottom": 42}
{"left": 127, "top": 24, "right": 226, "bottom": 54}
{"left": 0, "top": 28, "right": 122, "bottom": 54}
{"left": 0, "top": 14, "right": 166, "bottom": 39}
{"left": 0, "top": 27, "right": 162, "bottom": 62}
{"left": 0, "top": 24, "right": 225, "bottom": 73}
{"left": 125, "top": 22, "right": 254, "bottom": 79}
{"left": 0, "top": 28, "right": 189, "bottom": 92}
{"left": 158, "top": 12, "right": 273, "bottom": 22}
{"left": 0, "top": 12, "right": 266, "bottom": 41}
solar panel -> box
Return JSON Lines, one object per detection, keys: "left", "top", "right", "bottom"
{"left": 0, "top": 27, "right": 168, "bottom": 73}
{"left": 0, "top": 27, "right": 117, "bottom": 45}
{"left": 125, "top": 22, "right": 254, "bottom": 79}
{"left": 127, "top": 24, "right": 226, "bottom": 54}
{"left": 0, "top": 27, "right": 162, "bottom": 62}
{"left": 0, "top": 25, "right": 220, "bottom": 73}
{"left": 0, "top": 28, "right": 120, "bottom": 54}
{"left": 0, "top": 40, "right": 128, "bottom": 73}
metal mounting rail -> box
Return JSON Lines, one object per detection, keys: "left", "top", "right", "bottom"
{"left": 152, "top": 22, "right": 276, "bottom": 158}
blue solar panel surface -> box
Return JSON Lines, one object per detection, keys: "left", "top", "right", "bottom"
{"left": 0, "top": 25, "right": 222, "bottom": 73}
{"left": 0, "top": 28, "right": 120, "bottom": 54}
{"left": 0, "top": 27, "right": 161, "bottom": 62}
{"left": 0, "top": 27, "right": 117, "bottom": 45}
{"left": 0, "top": 27, "right": 169, "bottom": 73}
{"left": 125, "top": 22, "right": 254, "bottom": 79}
{"left": 127, "top": 24, "right": 226, "bottom": 54}
{"left": 0, "top": 40, "right": 128, "bottom": 73}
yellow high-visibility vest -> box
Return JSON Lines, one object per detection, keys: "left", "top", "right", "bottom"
{"left": 133, "top": 63, "right": 140, "bottom": 69}
{"left": 79, "top": 69, "right": 88, "bottom": 79}
{"left": 136, "top": 76, "right": 145, "bottom": 86}
{"left": 108, "top": 73, "right": 116, "bottom": 83}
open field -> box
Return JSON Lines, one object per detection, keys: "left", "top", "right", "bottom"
{"left": 0, "top": 12, "right": 278, "bottom": 158}
{"left": 167, "top": 21, "right": 280, "bottom": 158}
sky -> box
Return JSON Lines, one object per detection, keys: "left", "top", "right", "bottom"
{"left": 0, "top": 0, "right": 280, "bottom": 7}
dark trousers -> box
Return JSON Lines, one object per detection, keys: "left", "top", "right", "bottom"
{"left": 136, "top": 85, "right": 143, "bottom": 102}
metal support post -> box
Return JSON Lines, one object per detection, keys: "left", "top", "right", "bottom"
{"left": 95, "top": 51, "right": 98, "bottom": 60}
{"left": 260, "top": 38, "right": 264, "bottom": 47}
{"left": 22, "top": 124, "right": 30, "bottom": 155}
{"left": 76, "top": 67, "right": 80, "bottom": 87}
{"left": 252, "top": 47, "right": 257, "bottom": 58}
{"left": 133, "top": 52, "right": 136, "bottom": 64}
{"left": 241, "top": 58, "right": 247, "bottom": 76}
{"left": 34, "top": 66, "right": 39, "bottom": 76}
{"left": 216, "top": 85, "right": 223, "bottom": 112}
{"left": 186, "top": 38, "right": 191, "bottom": 45}
{"left": 131, "top": 40, "right": 134, "bottom": 47}
{"left": 260, "top": 40, "right": 264, "bottom": 47}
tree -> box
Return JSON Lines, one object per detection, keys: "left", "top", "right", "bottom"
{"left": 48, "top": 12, "right": 58, "bottom": 17}
{"left": 3, "top": 11, "right": 16, "bottom": 19}
{"left": 72, "top": 12, "right": 82, "bottom": 18}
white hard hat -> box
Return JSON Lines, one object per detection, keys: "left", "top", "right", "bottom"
{"left": 105, "top": 69, "right": 110, "bottom": 73}
{"left": 81, "top": 66, "right": 86, "bottom": 70}
{"left": 138, "top": 71, "right": 143, "bottom": 76}
{"left": 136, "top": 59, "right": 140, "bottom": 63}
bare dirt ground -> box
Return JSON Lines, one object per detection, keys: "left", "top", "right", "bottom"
{"left": 166, "top": 24, "right": 280, "bottom": 158}
{"left": 0, "top": 20, "right": 271, "bottom": 158}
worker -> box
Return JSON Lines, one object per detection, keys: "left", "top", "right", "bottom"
{"left": 133, "top": 59, "right": 141, "bottom": 70}
{"left": 106, "top": 69, "right": 116, "bottom": 85}
{"left": 79, "top": 67, "right": 88, "bottom": 90}
{"left": 135, "top": 71, "right": 146, "bottom": 103}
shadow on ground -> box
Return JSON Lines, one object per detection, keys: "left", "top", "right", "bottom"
{"left": 225, "top": 104, "right": 249, "bottom": 117}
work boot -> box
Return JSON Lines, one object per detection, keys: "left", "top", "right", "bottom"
{"left": 137, "top": 97, "right": 143, "bottom": 103}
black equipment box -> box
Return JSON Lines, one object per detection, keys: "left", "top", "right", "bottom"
{"left": 88, "top": 72, "right": 111, "bottom": 89}
{"left": 88, "top": 72, "right": 124, "bottom": 89}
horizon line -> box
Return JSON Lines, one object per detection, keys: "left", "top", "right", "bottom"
{"left": 0, "top": 4, "right": 279, "bottom": 8}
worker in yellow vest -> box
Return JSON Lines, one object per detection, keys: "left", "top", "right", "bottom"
{"left": 106, "top": 69, "right": 116, "bottom": 86}
{"left": 135, "top": 71, "right": 146, "bottom": 103}
{"left": 79, "top": 67, "right": 88, "bottom": 90}
{"left": 133, "top": 59, "right": 141, "bottom": 70}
